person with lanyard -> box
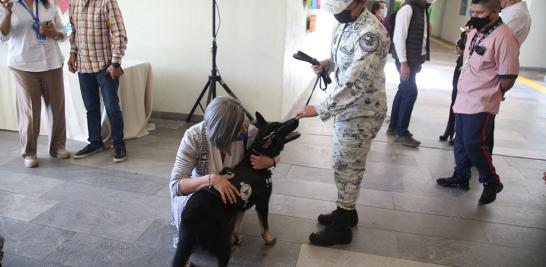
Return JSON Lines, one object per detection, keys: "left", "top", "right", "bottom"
{"left": 68, "top": 0, "right": 129, "bottom": 162}
{"left": 297, "top": 0, "right": 389, "bottom": 246}
{"left": 436, "top": 0, "right": 520, "bottom": 205}
{"left": 1, "top": 0, "right": 70, "bottom": 168}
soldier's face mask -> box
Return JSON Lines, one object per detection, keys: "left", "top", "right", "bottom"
{"left": 334, "top": 9, "right": 357, "bottom": 23}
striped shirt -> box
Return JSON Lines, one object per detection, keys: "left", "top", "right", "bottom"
{"left": 69, "top": 0, "right": 127, "bottom": 73}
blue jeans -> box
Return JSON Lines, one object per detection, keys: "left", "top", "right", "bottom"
{"left": 389, "top": 61, "right": 422, "bottom": 137}
{"left": 453, "top": 113, "right": 499, "bottom": 184}
{"left": 78, "top": 71, "right": 125, "bottom": 149}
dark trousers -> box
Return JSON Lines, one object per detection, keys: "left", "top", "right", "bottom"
{"left": 0, "top": 234, "right": 4, "bottom": 266}
{"left": 453, "top": 113, "right": 499, "bottom": 184}
{"left": 442, "top": 59, "right": 463, "bottom": 138}
{"left": 389, "top": 61, "right": 422, "bottom": 137}
{"left": 78, "top": 71, "right": 125, "bottom": 149}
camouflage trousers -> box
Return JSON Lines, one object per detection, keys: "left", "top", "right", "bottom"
{"left": 333, "top": 115, "right": 384, "bottom": 210}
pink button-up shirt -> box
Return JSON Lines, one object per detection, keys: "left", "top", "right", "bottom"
{"left": 453, "top": 23, "right": 520, "bottom": 115}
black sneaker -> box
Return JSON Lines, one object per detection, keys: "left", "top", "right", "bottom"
{"left": 479, "top": 181, "right": 504, "bottom": 205}
{"left": 113, "top": 146, "right": 127, "bottom": 163}
{"left": 317, "top": 209, "right": 358, "bottom": 227}
{"left": 386, "top": 128, "right": 396, "bottom": 136}
{"left": 436, "top": 175, "right": 470, "bottom": 191}
{"left": 73, "top": 144, "right": 104, "bottom": 159}
{"left": 395, "top": 135, "right": 421, "bottom": 147}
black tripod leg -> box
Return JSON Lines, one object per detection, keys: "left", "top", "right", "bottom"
{"left": 208, "top": 77, "right": 217, "bottom": 104}
{"left": 186, "top": 80, "right": 212, "bottom": 122}
{"left": 218, "top": 79, "right": 254, "bottom": 121}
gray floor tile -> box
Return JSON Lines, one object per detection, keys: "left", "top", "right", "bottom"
{"left": 272, "top": 179, "right": 394, "bottom": 209}
{"left": 0, "top": 192, "right": 57, "bottom": 222}
{"left": 230, "top": 236, "right": 300, "bottom": 267}
{"left": 0, "top": 170, "right": 64, "bottom": 198}
{"left": 39, "top": 182, "right": 171, "bottom": 220}
{"left": 0, "top": 157, "right": 167, "bottom": 195}
{"left": 42, "top": 233, "right": 159, "bottom": 267}
{"left": 296, "top": 244, "right": 444, "bottom": 267}
{"left": 0, "top": 216, "right": 75, "bottom": 261}
{"left": 356, "top": 206, "right": 490, "bottom": 243}
{"left": 396, "top": 232, "right": 546, "bottom": 267}
{"left": 31, "top": 200, "right": 156, "bottom": 243}
{"left": 481, "top": 222, "right": 546, "bottom": 250}
{"left": 135, "top": 219, "right": 177, "bottom": 252}
{"left": 2, "top": 253, "right": 60, "bottom": 267}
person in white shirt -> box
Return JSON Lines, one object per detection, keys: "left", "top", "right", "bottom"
{"left": 387, "top": 0, "right": 434, "bottom": 148}
{"left": 0, "top": 0, "right": 70, "bottom": 168}
{"left": 500, "top": 0, "right": 531, "bottom": 45}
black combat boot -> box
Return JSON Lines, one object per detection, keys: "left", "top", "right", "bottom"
{"left": 479, "top": 180, "right": 504, "bottom": 205}
{"left": 436, "top": 173, "right": 470, "bottom": 191}
{"left": 317, "top": 208, "right": 358, "bottom": 227}
{"left": 310, "top": 207, "right": 353, "bottom": 246}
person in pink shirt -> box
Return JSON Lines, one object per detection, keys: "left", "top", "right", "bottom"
{"left": 436, "top": 0, "right": 519, "bottom": 205}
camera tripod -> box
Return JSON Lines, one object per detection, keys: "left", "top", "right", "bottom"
{"left": 185, "top": 0, "right": 253, "bottom": 122}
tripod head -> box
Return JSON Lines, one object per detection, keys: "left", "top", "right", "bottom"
{"left": 293, "top": 51, "right": 332, "bottom": 85}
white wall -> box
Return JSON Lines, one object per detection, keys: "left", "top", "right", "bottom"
{"left": 280, "top": 2, "right": 336, "bottom": 119}
{"left": 118, "top": 0, "right": 286, "bottom": 120}
{"left": 439, "top": 0, "right": 470, "bottom": 44}
{"left": 518, "top": 0, "right": 546, "bottom": 69}
{"left": 429, "top": 0, "right": 446, "bottom": 37}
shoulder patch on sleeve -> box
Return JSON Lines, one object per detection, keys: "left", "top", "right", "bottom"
{"left": 359, "top": 32, "right": 379, "bottom": 52}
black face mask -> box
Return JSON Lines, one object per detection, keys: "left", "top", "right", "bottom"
{"left": 469, "top": 16, "right": 491, "bottom": 31}
{"left": 334, "top": 10, "right": 356, "bottom": 23}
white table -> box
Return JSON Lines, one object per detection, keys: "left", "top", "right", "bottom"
{"left": 0, "top": 60, "right": 153, "bottom": 142}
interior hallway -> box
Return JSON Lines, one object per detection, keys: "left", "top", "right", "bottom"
{"left": 0, "top": 41, "right": 545, "bottom": 267}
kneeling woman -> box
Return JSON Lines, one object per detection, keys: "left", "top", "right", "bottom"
{"left": 169, "top": 96, "right": 276, "bottom": 248}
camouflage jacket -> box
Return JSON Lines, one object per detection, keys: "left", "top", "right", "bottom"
{"left": 316, "top": 9, "right": 389, "bottom": 122}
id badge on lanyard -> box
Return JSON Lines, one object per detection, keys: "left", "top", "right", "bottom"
{"left": 18, "top": 0, "right": 46, "bottom": 41}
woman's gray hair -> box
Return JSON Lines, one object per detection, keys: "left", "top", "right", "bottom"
{"left": 204, "top": 96, "right": 246, "bottom": 153}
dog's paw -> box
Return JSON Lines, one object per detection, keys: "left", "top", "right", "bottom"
{"left": 262, "top": 233, "right": 277, "bottom": 246}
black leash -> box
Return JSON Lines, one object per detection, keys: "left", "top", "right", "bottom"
{"left": 293, "top": 51, "right": 332, "bottom": 105}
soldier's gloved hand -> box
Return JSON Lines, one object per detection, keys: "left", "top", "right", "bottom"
{"left": 296, "top": 105, "right": 318, "bottom": 119}
{"left": 312, "top": 60, "right": 330, "bottom": 75}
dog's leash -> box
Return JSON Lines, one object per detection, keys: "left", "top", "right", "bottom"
{"left": 293, "top": 51, "right": 332, "bottom": 105}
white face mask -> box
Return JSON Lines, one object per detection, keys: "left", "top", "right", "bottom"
{"left": 378, "top": 8, "right": 387, "bottom": 18}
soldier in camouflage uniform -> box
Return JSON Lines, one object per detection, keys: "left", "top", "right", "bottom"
{"left": 297, "top": 0, "right": 389, "bottom": 246}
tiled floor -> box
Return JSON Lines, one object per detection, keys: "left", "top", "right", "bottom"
{"left": 1, "top": 43, "right": 545, "bottom": 267}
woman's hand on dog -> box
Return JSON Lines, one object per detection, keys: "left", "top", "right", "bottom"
{"left": 211, "top": 173, "right": 240, "bottom": 204}
{"left": 250, "top": 155, "right": 274, "bottom": 170}
{"left": 296, "top": 105, "right": 318, "bottom": 119}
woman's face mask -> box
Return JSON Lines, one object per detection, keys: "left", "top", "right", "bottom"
{"left": 232, "top": 120, "right": 249, "bottom": 141}
{"left": 378, "top": 8, "right": 387, "bottom": 18}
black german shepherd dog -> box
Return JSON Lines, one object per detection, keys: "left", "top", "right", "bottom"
{"left": 173, "top": 112, "right": 300, "bottom": 267}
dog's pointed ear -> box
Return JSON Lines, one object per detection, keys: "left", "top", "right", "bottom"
{"left": 255, "top": 112, "right": 267, "bottom": 128}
